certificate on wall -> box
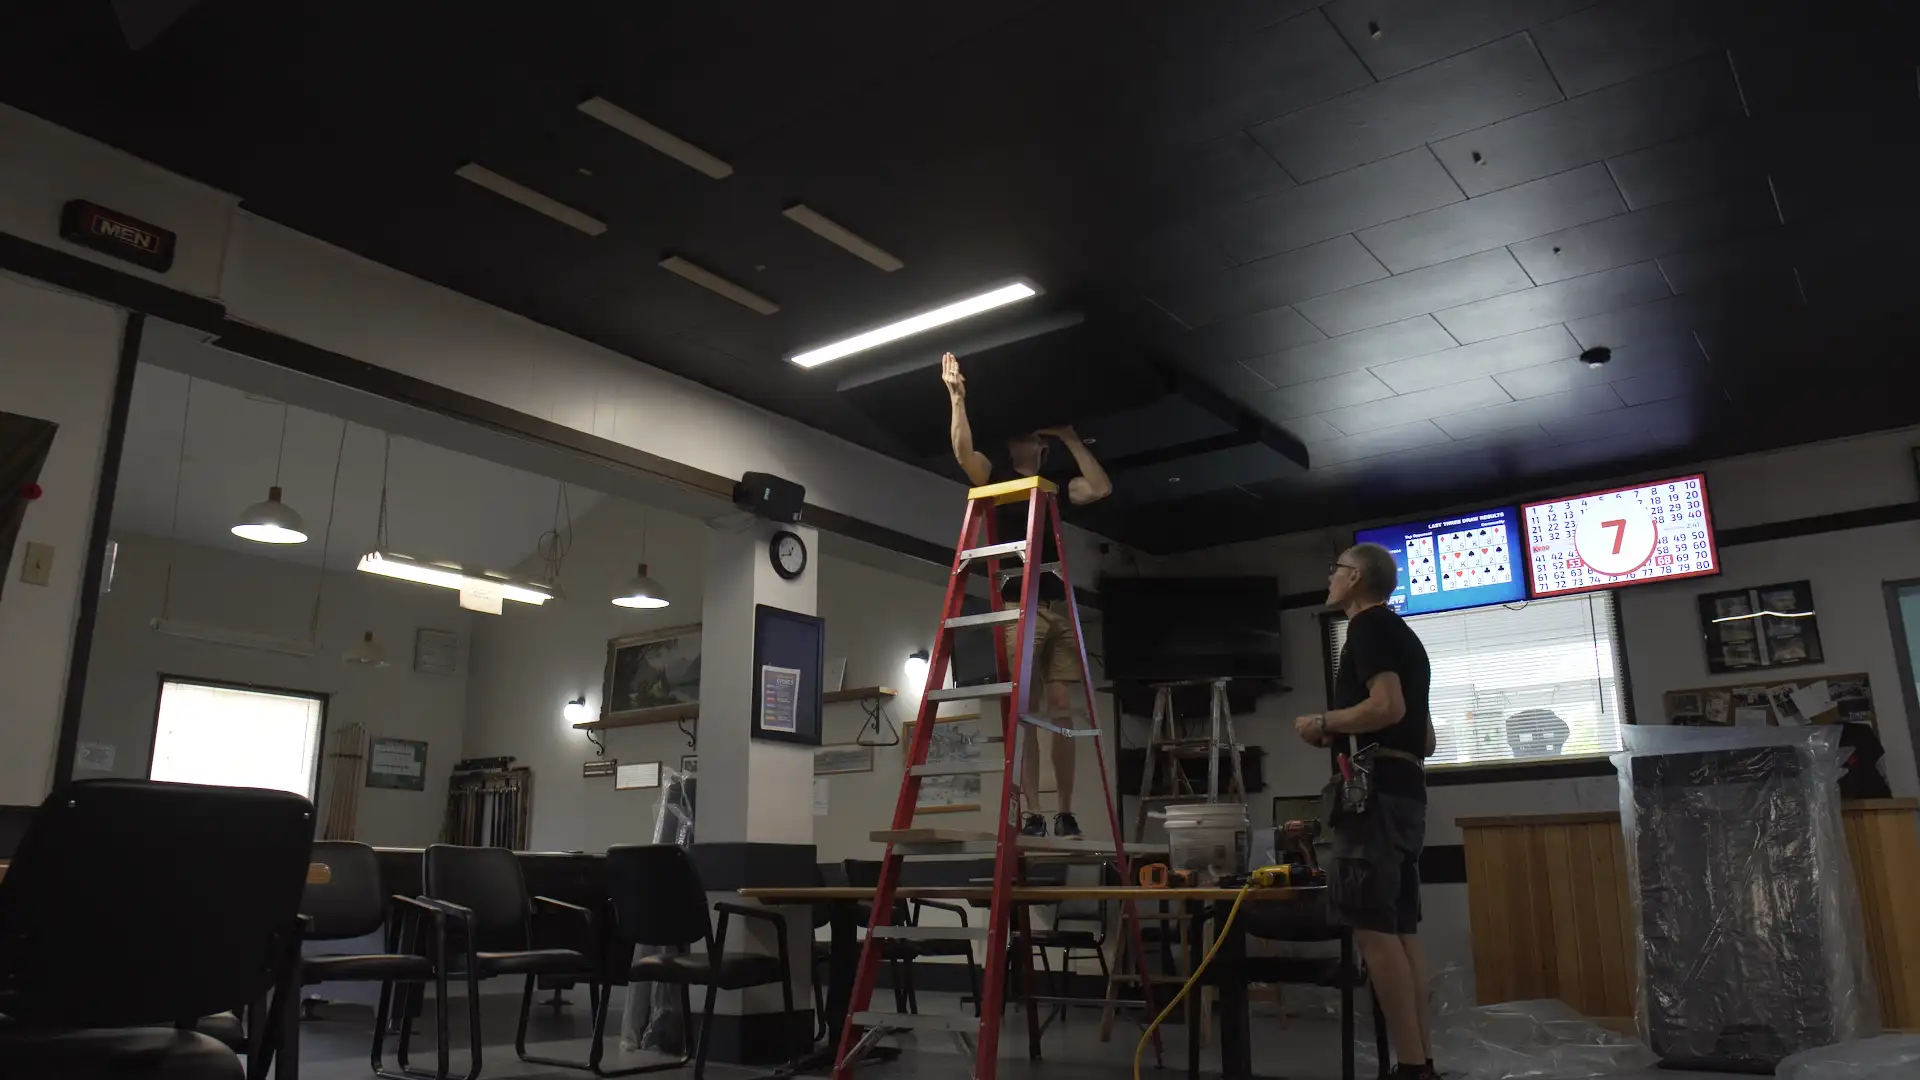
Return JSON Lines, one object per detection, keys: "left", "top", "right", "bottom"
{"left": 760, "top": 665, "right": 801, "bottom": 734}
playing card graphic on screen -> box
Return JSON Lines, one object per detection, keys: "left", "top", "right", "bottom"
{"left": 1355, "top": 506, "right": 1525, "bottom": 616}
{"left": 1523, "top": 474, "right": 1718, "bottom": 597}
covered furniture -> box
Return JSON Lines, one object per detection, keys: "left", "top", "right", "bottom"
{"left": 0, "top": 779, "right": 313, "bottom": 1079}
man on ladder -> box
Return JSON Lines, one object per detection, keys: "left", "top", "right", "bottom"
{"left": 943, "top": 351, "right": 1113, "bottom": 838}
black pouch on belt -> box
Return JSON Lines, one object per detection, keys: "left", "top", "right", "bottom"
{"left": 1321, "top": 737, "right": 1374, "bottom": 826}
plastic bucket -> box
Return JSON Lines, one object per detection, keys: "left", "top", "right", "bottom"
{"left": 1162, "top": 802, "right": 1250, "bottom": 882}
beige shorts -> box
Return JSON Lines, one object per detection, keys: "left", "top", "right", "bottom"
{"left": 999, "top": 599, "right": 1083, "bottom": 686}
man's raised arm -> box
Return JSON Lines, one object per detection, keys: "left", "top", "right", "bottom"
{"left": 1040, "top": 426, "right": 1112, "bottom": 505}
{"left": 943, "top": 352, "right": 992, "bottom": 486}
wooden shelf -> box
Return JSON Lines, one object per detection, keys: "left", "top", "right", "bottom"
{"left": 574, "top": 687, "right": 892, "bottom": 731}
{"left": 824, "top": 686, "right": 897, "bottom": 704}
{"left": 573, "top": 702, "right": 698, "bottom": 731}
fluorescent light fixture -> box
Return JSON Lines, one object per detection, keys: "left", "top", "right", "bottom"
{"left": 1711, "top": 609, "right": 1815, "bottom": 624}
{"left": 658, "top": 255, "right": 779, "bottom": 315}
{"left": 782, "top": 204, "right": 903, "bottom": 271}
{"left": 788, "top": 282, "right": 1039, "bottom": 368}
{"left": 455, "top": 163, "right": 607, "bottom": 236}
{"left": 576, "top": 97, "right": 733, "bottom": 179}
{"left": 150, "top": 618, "right": 319, "bottom": 659}
{"left": 357, "top": 550, "right": 553, "bottom": 606}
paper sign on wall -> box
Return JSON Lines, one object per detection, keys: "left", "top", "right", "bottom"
{"left": 760, "top": 665, "right": 801, "bottom": 734}
{"left": 459, "top": 580, "right": 503, "bottom": 614}
{"left": 813, "top": 777, "right": 830, "bottom": 817}
{"left": 75, "top": 741, "right": 115, "bottom": 771}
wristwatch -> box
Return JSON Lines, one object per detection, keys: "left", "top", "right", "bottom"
{"left": 1313, "top": 715, "right": 1328, "bottom": 740}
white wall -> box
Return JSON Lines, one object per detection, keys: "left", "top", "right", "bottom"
{"left": 73, "top": 532, "right": 474, "bottom": 846}
{"left": 0, "top": 272, "right": 126, "bottom": 804}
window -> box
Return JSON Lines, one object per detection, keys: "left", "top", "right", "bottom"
{"left": 150, "top": 679, "right": 326, "bottom": 798}
{"left": 1326, "top": 592, "right": 1629, "bottom": 771}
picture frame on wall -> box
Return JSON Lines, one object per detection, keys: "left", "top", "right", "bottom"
{"left": 813, "top": 744, "right": 874, "bottom": 776}
{"left": 603, "top": 623, "right": 702, "bottom": 725}
{"left": 1697, "top": 580, "right": 1822, "bottom": 674}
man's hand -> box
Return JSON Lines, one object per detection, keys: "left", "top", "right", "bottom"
{"left": 1036, "top": 425, "right": 1078, "bottom": 441}
{"left": 941, "top": 352, "right": 965, "bottom": 398}
{"left": 1294, "top": 714, "right": 1328, "bottom": 747}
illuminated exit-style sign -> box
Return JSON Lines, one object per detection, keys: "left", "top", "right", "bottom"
{"left": 59, "top": 199, "right": 176, "bottom": 272}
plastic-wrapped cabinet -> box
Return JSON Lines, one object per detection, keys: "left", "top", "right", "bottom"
{"left": 622, "top": 770, "right": 698, "bottom": 1053}
{"left": 1778, "top": 1034, "right": 1920, "bottom": 1080}
{"left": 1612, "top": 726, "right": 1877, "bottom": 1073}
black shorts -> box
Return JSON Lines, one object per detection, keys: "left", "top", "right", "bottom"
{"left": 1328, "top": 793, "right": 1426, "bottom": 935}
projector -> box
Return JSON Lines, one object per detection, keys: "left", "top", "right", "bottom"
{"left": 733, "top": 471, "right": 805, "bottom": 523}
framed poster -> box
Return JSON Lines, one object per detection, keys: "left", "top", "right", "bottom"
{"left": 749, "top": 605, "right": 823, "bottom": 745}
{"left": 414, "top": 628, "right": 460, "bottom": 675}
{"left": 1697, "top": 580, "right": 1822, "bottom": 674}
{"left": 603, "top": 624, "right": 701, "bottom": 725}
{"left": 916, "top": 718, "right": 984, "bottom": 814}
{"left": 366, "top": 737, "right": 428, "bottom": 791}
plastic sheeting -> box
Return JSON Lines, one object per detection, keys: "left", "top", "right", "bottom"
{"left": 1612, "top": 725, "right": 1877, "bottom": 1073}
{"left": 1778, "top": 1034, "right": 1920, "bottom": 1079}
{"left": 1358, "top": 967, "right": 1656, "bottom": 1080}
{"left": 621, "top": 769, "right": 697, "bottom": 1053}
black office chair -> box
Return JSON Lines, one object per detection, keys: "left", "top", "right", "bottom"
{"left": 844, "top": 859, "right": 981, "bottom": 1016}
{"left": 417, "top": 844, "right": 599, "bottom": 1079}
{"left": 0, "top": 779, "right": 313, "bottom": 1080}
{"left": 1026, "top": 866, "right": 1112, "bottom": 1022}
{"left": 299, "top": 841, "right": 447, "bottom": 1079}
{"left": 588, "top": 845, "right": 803, "bottom": 1079}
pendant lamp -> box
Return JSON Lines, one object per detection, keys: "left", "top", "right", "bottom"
{"left": 342, "top": 630, "right": 390, "bottom": 667}
{"left": 233, "top": 402, "right": 308, "bottom": 544}
{"left": 612, "top": 508, "right": 670, "bottom": 608}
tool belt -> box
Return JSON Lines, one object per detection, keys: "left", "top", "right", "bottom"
{"left": 1321, "top": 738, "right": 1422, "bottom": 825}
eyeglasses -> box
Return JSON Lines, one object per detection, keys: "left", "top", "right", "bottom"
{"left": 1328, "top": 562, "right": 1362, "bottom": 575}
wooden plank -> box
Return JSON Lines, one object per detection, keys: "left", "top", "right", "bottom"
{"left": 1562, "top": 825, "right": 1607, "bottom": 1016}
{"left": 1540, "top": 824, "right": 1583, "bottom": 1009}
{"left": 1463, "top": 828, "right": 1501, "bottom": 1007}
{"left": 574, "top": 701, "right": 697, "bottom": 730}
{"left": 1585, "top": 822, "right": 1633, "bottom": 1021}
{"left": 1523, "top": 826, "right": 1559, "bottom": 999}
{"left": 1859, "top": 808, "right": 1920, "bottom": 1027}
{"left": 824, "top": 686, "right": 898, "bottom": 704}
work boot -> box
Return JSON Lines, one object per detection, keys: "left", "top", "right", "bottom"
{"left": 1053, "top": 811, "right": 1082, "bottom": 839}
{"left": 1021, "top": 813, "right": 1047, "bottom": 837}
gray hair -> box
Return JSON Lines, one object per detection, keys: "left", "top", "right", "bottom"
{"left": 1346, "top": 543, "right": 1399, "bottom": 602}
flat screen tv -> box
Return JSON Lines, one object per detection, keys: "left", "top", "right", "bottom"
{"left": 1522, "top": 473, "right": 1718, "bottom": 597}
{"left": 1099, "top": 576, "right": 1282, "bottom": 682}
{"left": 1353, "top": 505, "right": 1524, "bottom": 616}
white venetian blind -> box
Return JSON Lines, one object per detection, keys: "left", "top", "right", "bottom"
{"left": 150, "top": 679, "right": 325, "bottom": 798}
{"left": 1326, "top": 592, "right": 1629, "bottom": 769}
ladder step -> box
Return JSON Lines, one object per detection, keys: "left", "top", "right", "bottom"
{"left": 871, "top": 925, "right": 989, "bottom": 941}
{"left": 926, "top": 682, "right": 1013, "bottom": 702}
{"left": 909, "top": 760, "right": 1003, "bottom": 777}
{"left": 997, "top": 561, "right": 1060, "bottom": 584}
{"left": 1139, "top": 794, "right": 1216, "bottom": 804}
{"left": 944, "top": 607, "right": 1021, "bottom": 629}
{"left": 959, "top": 540, "right": 1027, "bottom": 562}
{"left": 1020, "top": 714, "right": 1100, "bottom": 738}
{"left": 852, "top": 1011, "right": 979, "bottom": 1033}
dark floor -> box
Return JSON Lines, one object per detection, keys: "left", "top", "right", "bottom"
{"left": 294, "top": 991, "right": 1722, "bottom": 1080}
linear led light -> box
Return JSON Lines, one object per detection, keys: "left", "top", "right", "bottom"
{"left": 150, "top": 618, "right": 319, "bottom": 659}
{"left": 781, "top": 204, "right": 903, "bottom": 271}
{"left": 357, "top": 550, "right": 553, "bottom": 605}
{"left": 455, "top": 163, "right": 607, "bottom": 236}
{"left": 576, "top": 97, "right": 734, "bottom": 179}
{"left": 1711, "top": 609, "right": 1814, "bottom": 624}
{"left": 658, "top": 256, "right": 780, "bottom": 315}
{"left": 788, "top": 282, "right": 1039, "bottom": 368}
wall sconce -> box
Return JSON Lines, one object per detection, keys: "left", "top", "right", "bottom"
{"left": 903, "top": 649, "right": 930, "bottom": 689}
{"left": 563, "top": 696, "right": 589, "bottom": 724}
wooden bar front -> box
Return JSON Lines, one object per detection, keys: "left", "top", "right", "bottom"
{"left": 1458, "top": 799, "right": 1920, "bottom": 1030}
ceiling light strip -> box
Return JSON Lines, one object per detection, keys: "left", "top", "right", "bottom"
{"left": 455, "top": 163, "right": 607, "bottom": 236}
{"left": 782, "top": 204, "right": 903, "bottom": 271}
{"left": 788, "top": 282, "right": 1039, "bottom": 368}
{"left": 658, "top": 256, "right": 780, "bottom": 315}
{"left": 357, "top": 550, "right": 553, "bottom": 605}
{"left": 576, "top": 97, "right": 734, "bottom": 179}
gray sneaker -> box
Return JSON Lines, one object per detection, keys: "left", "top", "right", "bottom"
{"left": 1053, "top": 812, "right": 1083, "bottom": 839}
{"left": 1021, "top": 813, "right": 1047, "bottom": 837}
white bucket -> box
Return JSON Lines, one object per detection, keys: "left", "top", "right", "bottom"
{"left": 1162, "top": 802, "right": 1250, "bottom": 882}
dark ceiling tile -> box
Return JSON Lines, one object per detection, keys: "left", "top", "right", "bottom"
{"left": 1106, "top": 442, "right": 1303, "bottom": 507}
{"left": 1075, "top": 396, "right": 1237, "bottom": 462}
{"left": 1434, "top": 260, "right": 1670, "bottom": 343}
{"left": 1143, "top": 9, "right": 1372, "bottom": 147}
{"left": 1286, "top": 414, "right": 1348, "bottom": 444}
{"left": 1432, "top": 382, "right": 1624, "bottom": 439}
{"left": 1508, "top": 181, "right": 1779, "bottom": 284}
{"left": 1251, "top": 33, "right": 1564, "bottom": 181}
{"left": 1248, "top": 370, "right": 1398, "bottom": 421}
{"left": 1430, "top": 51, "right": 1743, "bottom": 197}
{"left": 1321, "top": 377, "right": 1515, "bottom": 435}
{"left": 1172, "top": 304, "right": 1326, "bottom": 364}
{"left": 1530, "top": 0, "right": 1729, "bottom": 97}
{"left": 1603, "top": 122, "right": 1769, "bottom": 210}
{"left": 1654, "top": 231, "right": 1799, "bottom": 297}
{"left": 1370, "top": 324, "right": 1581, "bottom": 393}
{"left": 1147, "top": 0, "right": 1332, "bottom": 53}
{"left": 1566, "top": 290, "right": 1744, "bottom": 351}
{"left": 1492, "top": 331, "right": 1700, "bottom": 397}
{"left": 1243, "top": 315, "right": 1458, "bottom": 387}
{"left": 1129, "top": 223, "right": 1238, "bottom": 286}
{"left": 1355, "top": 163, "right": 1625, "bottom": 273}
{"left": 1309, "top": 420, "right": 1457, "bottom": 466}
{"left": 1148, "top": 235, "right": 1388, "bottom": 327}
{"left": 1538, "top": 395, "right": 1693, "bottom": 444}
{"left": 1610, "top": 364, "right": 1709, "bottom": 406}
{"left": 1322, "top": 0, "right": 1605, "bottom": 80}
{"left": 1171, "top": 358, "right": 1276, "bottom": 397}
{"left": 1298, "top": 249, "right": 1534, "bottom": 337}
{"left": 1145, "top": 132, "right": 1297, "bottom": 219}
{"left": 1212, "top": 148, "right": 1464, "bottom": 263}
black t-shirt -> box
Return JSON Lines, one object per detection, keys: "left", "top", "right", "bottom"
{"left": 1329, "top": 604, "right": 1432, "bottom": 801}
{"left": 991, "top": 464, "right": 1067, "bottom": 602}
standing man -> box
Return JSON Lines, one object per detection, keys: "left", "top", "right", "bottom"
{"left": 1295, "top": 543, "right": 1436, "bottom": 1080}
{"left": 942, "top": 352, "right": 1112, "bottom": 838}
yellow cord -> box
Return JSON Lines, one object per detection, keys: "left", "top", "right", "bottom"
{"left": 1132, "top": 881, "right": 1258, "bottom": 1080}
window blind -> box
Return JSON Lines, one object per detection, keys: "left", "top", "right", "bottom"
{"left": 151, "top": 680, "right": 325, "bottom": 798}
{"left": 1326, "top": 592, "right": 1628, "bottom": 769}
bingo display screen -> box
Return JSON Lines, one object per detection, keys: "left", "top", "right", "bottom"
{"left": 1522, "top": 474, "right": 1719, "bottom": 598}
{"left": 1353, "top": 506, "right": 1525, "bottom": 616}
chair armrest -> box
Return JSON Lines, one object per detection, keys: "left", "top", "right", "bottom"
{"left": 911, "top": 899, "right": 970, "bottom": 926}
{"left": 714, "top": 900, "right": 790, "bottom": 961}
{"left": 533, "top": 895, "right": 597, "bottom": 935}
{"left": 409, "top": 895, "right": 475, "bottom": 923}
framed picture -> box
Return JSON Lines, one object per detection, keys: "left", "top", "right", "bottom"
{"left": 915, "top": 718, "right": 985, "bottom": 813}
{"left": 1697, "top": 580, "right": 1821, "bottom": 674}
{"left": 814, "top": 744, "right": 874, "bottom": 776}
{"left": 603, "top": 624, "right": 702, "bottom": 725}
{"left": 366, "top": 737, "right": 428, "bottom": 791}
{"left": 679, "top": 754, "right": 697, "bottom": 776}
{"left": 414, "top": 628, "right": 460, "bottom": 675}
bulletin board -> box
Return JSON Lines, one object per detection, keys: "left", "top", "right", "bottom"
{"left": 750, "top": 604, "right": 824, "bottom": 746}
{"left": 1662, "top": 673, "right": 1876, "bottom": 728}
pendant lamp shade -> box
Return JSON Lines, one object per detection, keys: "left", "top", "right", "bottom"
{"left": 232, "top": 486, "right": 309, "bottom": 544}
{"left": 612, "top": 563, "right": 670, "bottom": 609}
{"left": 342, "top": 630, "right": 390, "bottom": 667}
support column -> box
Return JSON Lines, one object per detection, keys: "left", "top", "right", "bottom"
{"left": 691, "top": 517, "right": 819, "bottom": 1064}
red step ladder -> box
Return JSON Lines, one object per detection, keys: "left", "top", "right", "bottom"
{"left": 832, "top": 475, "right": 1161, "bottom": 1080}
